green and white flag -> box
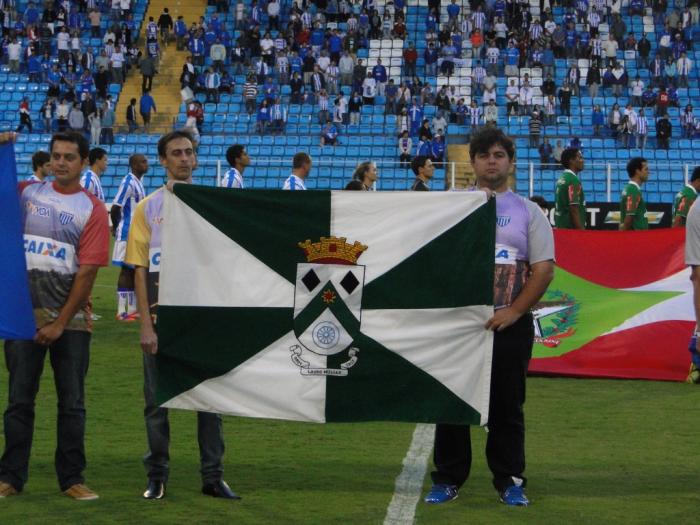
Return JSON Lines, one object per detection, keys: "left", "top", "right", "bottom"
{"left": 157, "top": 185, "right": 495, "bottom": 425}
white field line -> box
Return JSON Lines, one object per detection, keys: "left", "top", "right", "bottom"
{"left": 383, "top": 423, "right": 435, "bottom": 525}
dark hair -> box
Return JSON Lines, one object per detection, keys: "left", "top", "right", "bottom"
{"left": 411, "top": 155, "right": 429, "bottom": 175}
{"left": 292, "top": 151, "right": 312, "bottom": 169}
{"left": 530, "top": 195, "right": 549, "bottom": 209}
{"left": 226, "top": 144, "right": 246, "bottom": 167}
{"left": 692, "top": 166, "right": 700, "bottom": 183}
{"left": 560, "top": 147, "right": 580, "bottom": 169}
{"left": 32, "top": 150, "right": 50, "bottom": 171}
{"left": 88, "top": 147, "right": 107, "bottom": 165}
{"left": 468, "top": 127, "right": 515, "bottom": 161}
{"left": 128, "top": 153, "right": 146, "bottom": 170}
{"left": 158, "top": 130, "right": 194, "bottom": 158}
{"left": 50, "top": 132, "right": 89, "bottom": 160}
{"left": 626, "top": 157, "right": 647, "bottom": 178}
{"left": 353, "top": 161, "right": 373, "bottom": 181}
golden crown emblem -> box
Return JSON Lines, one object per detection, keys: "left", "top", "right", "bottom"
{"left": 298, "top": 236, "right": 367, "bottom": 265}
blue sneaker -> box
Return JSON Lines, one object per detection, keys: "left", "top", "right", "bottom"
{"left": 424, "top": 484, "right": 458, "bottom": 504}
{"left": 500, "top": 485, "right": 529, "bottom": 506}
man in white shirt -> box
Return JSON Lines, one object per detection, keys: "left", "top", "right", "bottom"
{"left": 602, "top": 37, "right": 618, "bottom": 67}
{"left": 110, "top": 46, "right": 125, "bottom": 83}
{"left": 362, "top": 72, "right": 377, "bottom": 105}
{"left": 7, "top": 38, "right": 21, "bottom": 72}
{"left": 57, "top": 27, "right": 70, "bottom": 64}
{"left": 283, "top": 152, "right": 312, "bottom": 190}
{"left": 505, "top": 79, "right": 519, "bottom": 116}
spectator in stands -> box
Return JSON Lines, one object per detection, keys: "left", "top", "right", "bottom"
{"left": 349, "top": 91, "right": 362, "bottom": 125}
{"left": 68, "top": 102, "right": 84, "bottom": 135}
{"left": 636, "top": 108, "right": 649, "bottom": 151}
{"left": 432, "top": 111, "right": 447, "bottom": 137}
{"left": 125, "top": 97, "right": 138, "bottom": 133}
{"left": 612, "top": 62, "right": 628, "bottom": 96}
{"left": 362, "top": 71, "right": 376, "bottom": 105}
{"left": 256, "top": 99, "right": 270, "bottom": 134}
{"left": 539, "top": 138, "right": 553, "bottom": 168}
{"left": 682, "top": 104, "right": 695, "bottom": 138}
{"left": 482, "top": 73, "right": 497, "bottom": 105}
{"left": 398, "top": 130, "right": 412, "bottom": 168}
{"left": 664, "top": 56, "right": 678, "bottom": 88}
{"left": 566, "top": 62, "right": 581, "bottom": 97}
{"left": 384, "top": 79, "right": 398, "bottom": 115}
{"left": 424, "top": 42, "right": 438, "bottom": 77}
{"left": 589, "top": 104, "right": 604, "bottom": 136}
{"left": 608, "top": 103, "right": 622, "bottom": 139}
{"left": 16, "top": 97, "right": 32, "bottom": 133}
{"left": 317, "top": 89, "right": 329, "bottom": 124}
{"left": 656, "top": 86, "right": 670, "bottom": 116}
{"left": 402, "top": 42, "right": 417, "bottom": 78}
{"left": 656, "top": 113, "right": 672, "bottom": 149}
{"left": 677, "top": 52, "right": 692, "bottom": 88}
{"left": 320, "top": 120, "right": 339, "bottom": 146}
{"left": 40, "top": 97, "right": 55, "bottom": 133}
{"left": 558, "top": 81, "right": 572, "bottom": 116}
{"left": 484, "top": 100, "right": 498, "bottom": 127}
{"left": 586, "top": 67, "right": 601, "bottom": 98}
{"left": 432, "top": 133, "right": 445, "bottom": 166}
{"left": 205, "top": 68, "right": 221, "bottom": 104}
{"left": 289, "top": 71, "right": 304, "bottom": 105}
{"left": 372, "top": 58, "right": 387, "bottom": 96}
{"left": 89, "top": 105, "right": 101, "bottom": 146}
{"left": 139, "top": 90, "right": 156, "bottom": 133}
{"left": 139, "top": 53, "right": 156, "bottom": 94}
{"left": 243, "top": 75, "right": 258, "bottom": 114}
{"left": 528, "top": 110, "right": 542, "bottom": 148}
{"left": 100, "top": 103, "right": 115, "bottom": 145}
{"left": 505, "top": 78, "right": 519, "bottom": 117}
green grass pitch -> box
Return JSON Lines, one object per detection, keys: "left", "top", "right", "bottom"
{"left": 1, "top": 264, "right": 698, "bottom": 524}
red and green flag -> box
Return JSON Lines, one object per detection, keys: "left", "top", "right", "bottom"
{"left": 530, "top": 228, "right": 692, "bottom": 381}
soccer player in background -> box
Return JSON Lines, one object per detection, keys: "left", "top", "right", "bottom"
{"left": 219, "top": 144, "right": 249, "bottom": 188}
{"left": 111, "top": 154, "right": 148, "bottom": 321}
{"left": 27, "top": 150, "right": 51, "bottom": 182}
{"left": 620, "top": 157, "right": 650, "bottom": 231}
{"left": 0, "top": 131, "right": 109, "bottom": 500}
{"left": 672, "top": 167, "right": 700, "bottom": 227}
{"left": 125, "top": 130, "right": 239, "bottom": 501}
{"left": 554, "top": 147, "right": 586, "bottom": 229}
{"left": 685, "top": 174, "right": 700, "bottom": 384}
{"left": 425, "top": 127, "right": 554, "bottom": 507}
{"left": 282, "top": 152, "right": 312, "bottom": 190}
{"left": 79, "top": 147, "right": 108, "bottom": 202}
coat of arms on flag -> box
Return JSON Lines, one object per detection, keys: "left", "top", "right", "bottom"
{"left": 156, "top": 186, "right": 497, "bottom": 424}
{"left": 291, "top": 237, "right": 367, "bottom": 376}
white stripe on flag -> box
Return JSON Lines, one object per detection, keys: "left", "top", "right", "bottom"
{"left": 330, "top": 191, "right": 489, "bottom": 285}
{"left": 162, "top": 331, "right": 327, "bottom": 422}
{"left": 160, "top": 191, "right": 294, "bottom": 307}
{"left": 604, "top": 269, "right": 694, "bottom": 335}
{"left": 361, "top": 307, "right": 493, "bottom": 425}
{"left": 383, "top": 423, "right": 435, "bottom": 525}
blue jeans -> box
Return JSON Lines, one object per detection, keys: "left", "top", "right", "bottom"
{"left": 142, "top": 354, "right": 224, "bottom": 484}
{"left": 0, "top": 331, "right": 90, "bottom": 491}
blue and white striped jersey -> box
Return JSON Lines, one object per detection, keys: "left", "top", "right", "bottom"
{"left": 220, "top": 167, "right": 245, "bottom": 189}
{"left": 80, "top": 169, "right": 105, "bottom": 202}
{"left": 112, "top": 172, "right": 146, "bottom": 241}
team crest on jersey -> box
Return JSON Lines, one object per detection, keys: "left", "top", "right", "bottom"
{"left": 290, "top": 237, "right": 367, "bottom": 377}
{"left": 496, "top": 215, "right": 511, "bottom": 227}
{"left": 59, "top": 211, "right": 75, "bottom": 225}
{"left": 532, "top": 290, "right": 579, "bottom": 348}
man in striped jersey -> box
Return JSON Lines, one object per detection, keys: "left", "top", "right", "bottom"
{"left": 27, "top": 150, "right": 51, "bottom": 182}
{"left": 79, "top": 147, "right": 108, "bottom": 202}
{"left": 636, "top": 108, "right": 649, "bottom": 151}
{"left": 282, "top": 152, "right": 311, "bottom": 190}
{"left": 219, "top": 144, "right": 249, "bottom": 189}
{"left": 111, "top": 154, "right": 148, "bottom": 321}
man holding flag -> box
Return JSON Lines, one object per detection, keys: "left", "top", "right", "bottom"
{"left": 425, "top": 127, "right": 554, "bottom": 507}
{"left": 0, "top": 131, "right": 109, "bottom": 500}
{"left": 125, "top": 130, "right": 240, "bottom": 501}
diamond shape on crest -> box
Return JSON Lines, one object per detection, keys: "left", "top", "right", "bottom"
{"left": 302, "top": 269, "right": 321, "bottom": 292}
{"left": 340, "top": 271, "right": 360, "bottom": 294}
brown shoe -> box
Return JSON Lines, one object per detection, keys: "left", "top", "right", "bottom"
{"left": 0, "top": 481, "right": 18, "bottom": 497}
{"left": 63, "top": 484, "right": 99, "bottom": 501}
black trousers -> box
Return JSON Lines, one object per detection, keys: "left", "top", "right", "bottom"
{"left": 431, "top": 313, "right": 534, "bottom": 493}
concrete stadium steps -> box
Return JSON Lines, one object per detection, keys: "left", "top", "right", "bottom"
{"left": 116, "top": 0, "right": 209, "bottom": 129}
{"left": 447, "top": 144, "right": 474, "bottom": 189}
